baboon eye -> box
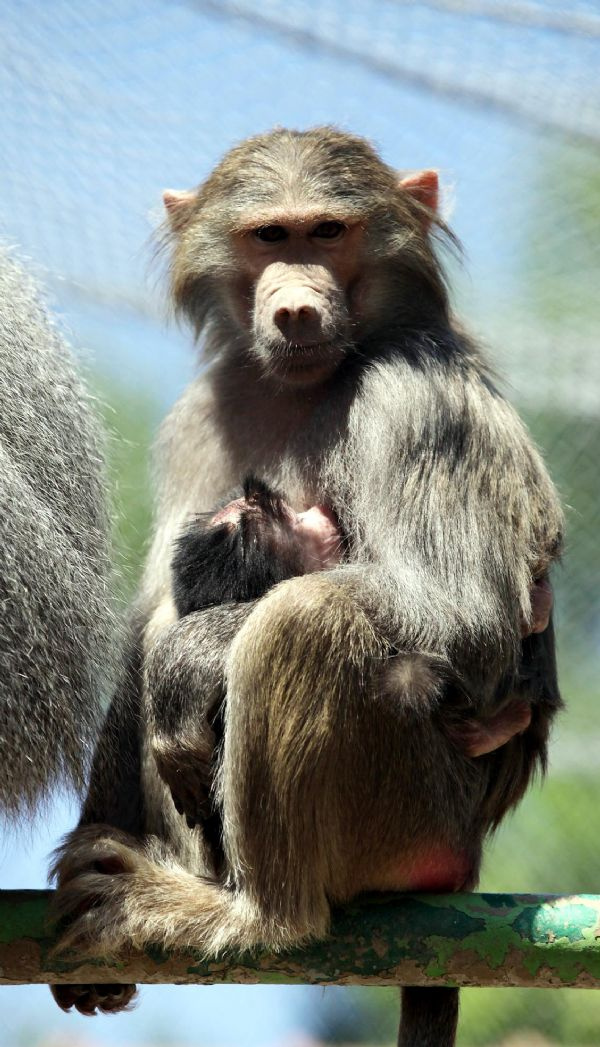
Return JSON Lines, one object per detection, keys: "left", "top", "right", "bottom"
{"left": 254, "top": 225, "right": 288, "bottom": 243}
{"left": 312, "top": 221, "right": 346, "bottom": 240}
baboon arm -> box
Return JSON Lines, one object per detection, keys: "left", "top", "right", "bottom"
{"left": 146, "top": 602, "right": 257, "bottom": 736}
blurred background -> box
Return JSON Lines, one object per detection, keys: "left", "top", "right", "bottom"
{"left": 0, "top": 0, "right": 599, "bottom": 1044}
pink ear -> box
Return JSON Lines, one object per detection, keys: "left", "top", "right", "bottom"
{"left": 162, "top": 189, "right": 196, "bottom": 228}
{"left": 399, "top": 170, "right": 439, "bottom": 216}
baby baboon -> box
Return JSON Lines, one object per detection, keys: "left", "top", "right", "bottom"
{"left": 0, "top": 246, "right": 116, "bottom": 818}
{"left": 171, "top": 473, "right": 343, "bottom": 617}
{"left": 159, "top": 473, "right": 343, "bottom": 845}
{"left": 51, "top": 129, "right": 562, "bottom": 1047}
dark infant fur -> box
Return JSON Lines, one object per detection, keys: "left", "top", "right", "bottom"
{"left": 171, "top": 475, "right": 307, "bottom": 615}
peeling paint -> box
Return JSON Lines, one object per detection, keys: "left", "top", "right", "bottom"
{"left": 2, "top": 890, "right": 600, "bottom": 989}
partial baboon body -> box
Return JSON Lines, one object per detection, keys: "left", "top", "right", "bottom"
{"left": 165, "top": 475, "right": 534, "bottom": 846}
{"left": 50, "top": 129, "right": 562, "bottom": 1046}
{"left": 0, "top": 246, "right": 116, "bottom": 817}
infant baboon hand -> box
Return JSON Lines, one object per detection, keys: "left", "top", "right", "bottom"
{"left": 152, "top": 733, "right": 216, "bottom": 829}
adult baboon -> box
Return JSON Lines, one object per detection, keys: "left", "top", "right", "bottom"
{"left": 51, "top": 129, "right": 562, "bottom": 1046}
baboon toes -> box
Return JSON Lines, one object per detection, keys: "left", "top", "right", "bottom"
{"left": 51, "top": 982, "right": 137, "bottom": 1015}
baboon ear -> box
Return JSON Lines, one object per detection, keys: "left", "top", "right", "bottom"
{"left": 162, "top": 189, "right": 197, "bottom": 230}
{"left": 399, "top": 170, "right": 439, "bottom": 219}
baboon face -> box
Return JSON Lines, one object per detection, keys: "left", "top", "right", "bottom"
{"left": 232, "top": 216, "right": 363, "bottom": 386}
{"left": 163, "top": 128, "right": 444, "bottom": 386}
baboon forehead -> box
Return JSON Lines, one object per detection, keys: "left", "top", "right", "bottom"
{"left": 200, "top": 127, "right": 397, "bottom": 215}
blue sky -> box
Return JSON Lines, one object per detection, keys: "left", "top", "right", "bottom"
{"left": 0, "top": 0, "right": 563, "bottom": 406}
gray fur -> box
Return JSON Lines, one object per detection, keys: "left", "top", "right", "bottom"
{"left": 0, "top": 246, "right": 116, "bottom": 816}
{"left": 49, "top": 131, "right": 562, "bottom": 1045}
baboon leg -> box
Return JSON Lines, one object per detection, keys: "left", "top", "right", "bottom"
{"left": 49, "top": 634, "right": 146, "bottom": 1015}
{"left": 50, "top": 575, "right": 388, "bottom": 958}
{"left": 78, "top": 633, "right": 145, "bottom": 830}
{"left": 50, "top": 625, "right": 201, "bottom": 1014}
{"left": 220, "top": 575, "right": 467, "bottom": 924}
{"left": 51, "top": 576, "right": 470, "bottom": 997}
{"left": 219, "top": 573, "right": 396, "bottom": 927}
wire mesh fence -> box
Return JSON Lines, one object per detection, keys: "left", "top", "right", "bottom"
{"left": 1, "top": 1, "right": 599, "bottom": 1043}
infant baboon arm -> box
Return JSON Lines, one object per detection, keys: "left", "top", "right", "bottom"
{"left": 147, "top": 601, "right": 257, "bottom": 835}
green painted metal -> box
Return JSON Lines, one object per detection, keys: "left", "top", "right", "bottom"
{"left": 1, "top": 890, "right": 600, "bottom": 987}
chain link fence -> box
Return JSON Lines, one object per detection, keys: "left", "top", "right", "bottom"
{"left": 1, "top": 1, "right": 599, "bottom": 1043}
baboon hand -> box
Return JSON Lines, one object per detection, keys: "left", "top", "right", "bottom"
{"left": 152, "top": 731, "right": 216, "bottom": 830}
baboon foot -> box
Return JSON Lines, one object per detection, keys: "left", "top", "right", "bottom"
{"left": 49, "top": 823, "right": 223, "bottom": 961}
{"left": 50, "top": 825, "right": 152, "bottom": 957}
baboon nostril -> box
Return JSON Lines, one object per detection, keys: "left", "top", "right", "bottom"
{"left": 274, "top": 302, "right": 319, "bottom": 337}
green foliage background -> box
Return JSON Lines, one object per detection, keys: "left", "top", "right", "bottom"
{"left": 96, "top": 380, "right": 158, "bottom": 604}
